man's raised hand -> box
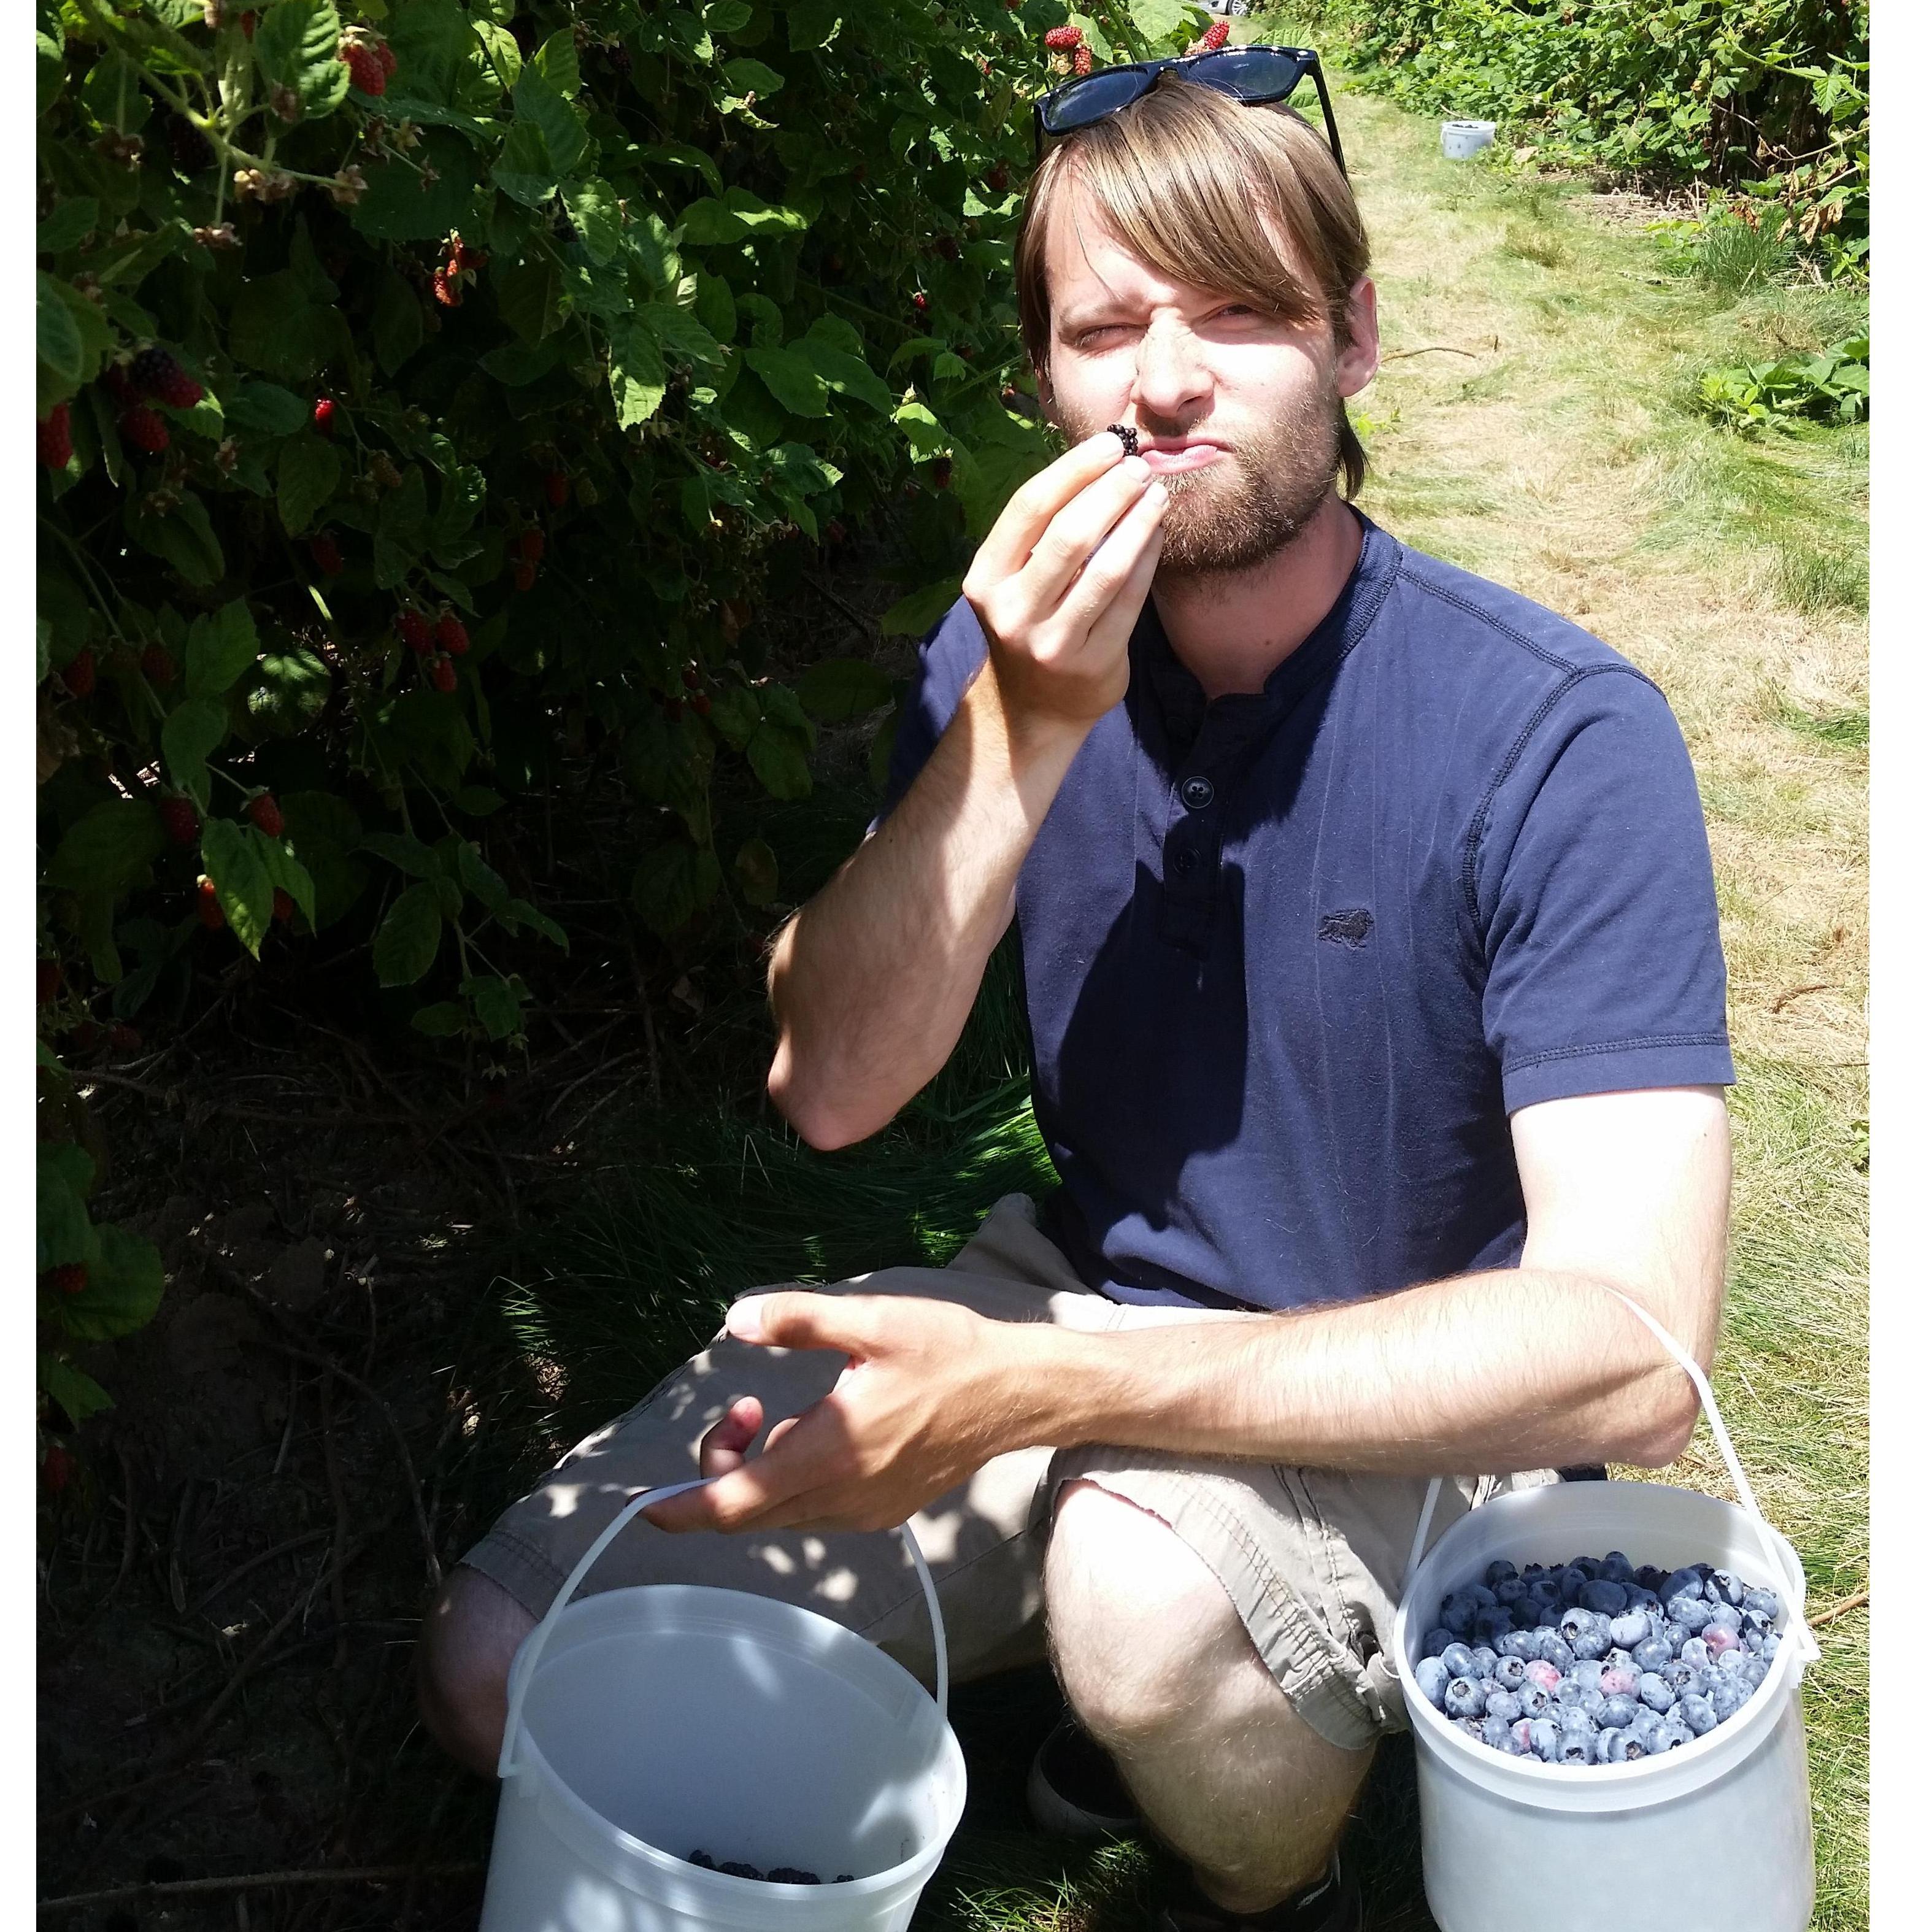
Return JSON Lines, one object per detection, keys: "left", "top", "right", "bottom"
{"left": 961, "top": 429, "right": 1167, "bottom": 737}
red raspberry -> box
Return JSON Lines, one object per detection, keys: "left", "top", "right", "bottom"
{"left": 44, "top": 1445, "right": 74, "bottom": 1493}
{"left": 309, "top": 534, "right": 344, "bottom": 575}
{"left": 436, "top": 612, "right": 469, "bottom": 655}
{"left": 61, "top": 649, "right": 96, "bottom": 699}
{"left": 160, "top": 796, "right": 199, "bottom": 846}
{"left": 681, "top": 664, "right": 701, "bottom": 690}
{"left": 120, "top": 406, "right": 170, "bottom": 454}
{"left": 37, "top": 404, "right": 72, "bottom": 469}
{"left": 396, "top": 610, "right": 434, "bottom": 656}
{"left": 544, "top": 470, "right": 570, "bottom": 508}
{"left": 986, "top": 163, "right": 1010, "bottom": 195}
{"left": 932, "top": 457, "right": 953, "bottom": 490}
{"left": 108, "top": 1022, "right": 142, "bottom": 1053}
{"left": 102, "top": 364, "right": 140, "bottom": 407}
{"left": 131, "top": 347, "right": 204, "bottom": 408}
{"left": 1044, "top": 26, "right": 1084, "bottom": 50}
{"left": 912, "top": 291, "right": 929, "bottom": 315}
{"left": 272, "top": 888, "right": 294, "bottom": 923}
{"left": 342, "top": 40, "right": 387, "bottom": 96}
{"left": 141, "top": 645, "right": 178, "bottom": 686}
{"left": 1074, "top": 45, "right": 1093, "bottom": 77}
{"left": 1201, "top": 19, "right": 1231, "bottom": 51}
{"left": 247, "top": 792, "right": 284, "bottom": 837}
{"left": 37, "top": 959, "right": 62, "bottom": 1004}
{"left": 691, "top": 691, "right": 712, "bottom": 717}
{"left": 826, "top": 519, "right": 848, "bottom": 545}
{"left": 935, "top": 234, "right": 960, "bottom": 261}
{"left": 50, "top": 1263, "right": 88, "bottom": 1296}
{"left": 375, "top": 38, "right": 397, "bottom": 77}
{"left": 312, "top": 396, "right": 336, "bottom": 436}
{"left": 433, "top": 267, "right": 461, "bottom": 309}
{"left": 196, "top": 877, "right": 225, "bottom": 929}
{"left": 429, "top": 655, "right": 457, "bottom": 694}
{"left": 512, "top": 560, "right": 536, "bottom": 592}
{"left": 517, "top": 528, "right": 545, "bottom": 564}
{"left": 239, "top": 10, "right": 256, "bottom": 37}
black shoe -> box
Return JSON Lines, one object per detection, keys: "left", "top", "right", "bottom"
{"left": 1156, "top": 1849, "right": 1362, "bottom": 1932}
{"left": 1025, "top": 1715, "right": 1140, "bottom": 1839}
{"left": 1557, "top": 1464, "right": 1610, "bottom": 1482}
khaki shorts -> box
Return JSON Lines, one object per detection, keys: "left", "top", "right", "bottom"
{"left": 461, "top": 1195, "right": 1557, "bottom": 1752}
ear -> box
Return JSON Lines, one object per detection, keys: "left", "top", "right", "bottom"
{"left": 1034, "top": 355, "right": 1061, "bottom": 428}
{"left": 1335, "top": 276, "right": 1380, "bottom": 399}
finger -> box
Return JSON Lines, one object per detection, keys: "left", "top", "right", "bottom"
{"left": 697, "top": 1395, "right": 764, "bottom": 1477}
{"left": 1009, "top": 455, "right": 1158, "bottom": 615}
{"left": 973, "top": 431, "right": 1130, "bottom": 581}
{"left": 725, "top": 1290, "right": 889, "bottom": 1357}
{"left": 644, "top": 1398, "right": 852, "bottom": 1533}
{"left": 1060, "top": 477, "right": 1168, "bottom": 644}
{"left": 764, "top": 1414, "right": 802, "bottom": 1453}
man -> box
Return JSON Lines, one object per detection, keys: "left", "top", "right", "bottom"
{"left": 420, "top": 63, "right": 1733, "bottom": 1932}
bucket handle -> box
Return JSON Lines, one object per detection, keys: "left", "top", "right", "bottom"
{"left": 1400, "top": 1288, "right": 1819, "bottom": 1667}
{"left": 498, "top": 1477, "right": 949, "bottom": 1780}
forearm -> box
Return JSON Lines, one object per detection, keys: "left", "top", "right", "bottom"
{"left": 998, "top": 1266, "right": 1707, "bottom": 1475}
{"left": 768, "top": 666, "right": 1086, "bottom": 1147}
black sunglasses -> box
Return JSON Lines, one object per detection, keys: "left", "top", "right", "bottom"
{"left": 1034, "top": 43, "right": 1345, "bottom": 177}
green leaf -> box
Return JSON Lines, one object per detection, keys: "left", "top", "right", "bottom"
{"left": 514, "top": 67, "right": 587, "bottom": 178}
{"left": 57, "top": 1224, "right": 165, "bottom": 1343}
{"left": 373, "top": 880, "right": 445, "bottom": 986}
{"left": 37, "top": 272, "right": 83, "bottom": 387}
{"left": 745, "top": 345, "right": 829, "bottom": 418}
{"left": 80, "top": 51, "right": 152, "bottom": 134}
{"left": 531, "top": 26, "right": 581, "bottom": 98}
{"left": 255, "top": 0, "right": 351, "bottom": 117}
{"left": 745, "top": 721, "right": 814, "bottom": 799}
{"left": 359, "top": 831, "right": 442, "bottom": 878}
{"left": 495, "top": 255, "right": 564, "bottom": 342}
{"left": 411, "top": 1002, "right": 468, "bottom": 1037}
{"left": 277, "top": 437, "right": 341, "bottom": 536}
{"left": 734, "top": 835, "right": 779, "bottom": 907}
{"left": 453, "top": 785, "right": 506, "bottom": 815}
{"left": 373, "top": 271, "right": 425, "bottom": 375}
{"left": 374, "top": 467, "right": 429, "bottom": 589}
{"left": 45, "top": 801, "right": 166, "bottom": 895}
{"left": 128, "top": 491, "right": 225, "bottom": 587}
{"left": 797, "top": 658, "right": 894, "bottom": 722}
{"left": 187, "top": 601, "right": 261, "bottom": 698}
{"left": 38, "top": 199, "right": 99, "bottom": 255}
{"left": 562, "top": 177, "right": 623, "bottom": 264}
{"left": 501, "top": 897, "right": 568, "bottom": 949}
{"left": 642, "top": 302, "right": 726, "bottom": 366}
{"left": 795, "top": 333, "right": 895, "bottom": 416}
{"left": 630, "top": 840, "right": 722, "bottom": 936}
{"left": 161, "top": 698, "right": 227, "bottom": 812}
{"left": 881, "top": 575, "right": 964, "bottom": 637}
{"left": 37, "top": 1150, "right": 99, "bottom": 1274}
{"left": 39, "top": 1355, "right": 114, "bottom": 1424}
{"left": 353, "top": 130, "right": 479, "bottom": 241}
{"left": 1130, "top": 0, "right": 1191, "bottom": 42}
{"left": 636, "top": 141, "right": 724, "bottom": 195}
{"left": 723, "top": 58, "right": 785, "bottom": 96}
{"left": 461, "top": 973, "right": 524, "bottom": 1041}
{"left": 493, "top": 120, "right": 559, "bottom": 207}
{"left": 474, "top": 19, "right": 522, "bottom": 87}
{"left": 201, "top": 816, "right": 275, "bottom": 956}
{"left": 229, "top": 271, "right": 336, "bottom": 381}
{"left": 250, "top": 826, "right": 317, "bottom": 928}
{"left": 455, "top": 840, "right": 509, "bottom": 913}
{"left": 787, "top": 0, "right": 844, "bottom": 51}
{"left": 224, "top": 381, "right": 311, "bottom": 436}
{"left": 609, "top": 319, "right": 668, "bottom": 426}
{"left": 893, "top": 399, "right": 949, "bottom": 460}
{"left": 247, "top": 648, "right": 332, "bottom": 735}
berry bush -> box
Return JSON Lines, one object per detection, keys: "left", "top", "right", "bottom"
{"left": 1274, "top": 0, "right": 1869, "bottom": 279}
{"left": 34, "top": 1, "right": 1214, "bottom": 1437}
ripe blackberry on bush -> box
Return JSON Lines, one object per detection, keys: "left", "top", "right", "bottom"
{"left": 309, "top": 534, "right": 344, "bottom": 575}
{"left": 61, "top": 649, "right": 96, "bottom": 698}
{"left": 436, "top": 611, "right": 469, "bottom": 655}
{"left": 49, "top": 1263, "right": 88, "bottom": 1296}
{"left": 160, "top": 796, "right": 199, "bottom": 846}
{"left": 396, "top": 609, "right": 434, "bottom": 656}
{"left": 429, "top": 655, "right": 458, "bottom": 694}
{"left": 131, "top": 347, "right": 204, "bottom": 407}
{"left": 37, "top": 404, "right": 72, "bottom": 469}
{"left": 272, "top": 889, "right": 294, "bottom": 924}
{"left": 544, "top": 469, "right": 571, "bottom": 507}
{"left": 120, "top": 406, "right": 170, "bottom": 454}
{"left": 247, "top": 793, "right": 284, "bottom": 838}
{"left": 517, "top": 528, "right": 545, "bottom": 564}
{"left": 141, "top": 645, "right": 178, "bottom": 686}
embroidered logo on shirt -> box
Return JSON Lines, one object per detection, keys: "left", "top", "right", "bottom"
{"left": 1317, "top": 907, "right": 1375, "bottom": 947}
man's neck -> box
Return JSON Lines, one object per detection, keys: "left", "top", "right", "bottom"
{"left": 1149, "top": 491, "right": 1364, "bottom": 700}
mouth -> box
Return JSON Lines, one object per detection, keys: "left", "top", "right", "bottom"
{"left": 1138, "top": 441, "right": 1226, "bottom": 475}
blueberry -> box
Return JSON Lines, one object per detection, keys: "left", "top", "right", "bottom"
{"left": 1484, "top": 1560, "right": 1520, "bottom": 1589}
{"left": 1455, "top": 1716, "right": 1487, "bottom": 1740}
{"left": 1654, "top": 1617, "right": 1688, "bottom": 1652}
{"left": 1523, "top": 1658, "right": 1563, "bottom": 1694}
{"left": 1469, "top": 1645, "right": 1499, "bottom": 1679}
{"left": 1422, "top": 1627, "right": 1457, "bottom": 1658}
{"left": 1415, "top": 1656, "right": 1450, "bottom": 1709}
{"left": 1708, "top": 1678, "right": 1747, "bottom": 1722}
{"left": 1445, "top": 1676, "right": 1486, "bottom": 1720}
{"left": 1466, "top": 1583, "right": 1499, "bottom": 1608}
{"left": 1600, "top": 1728, "right": 1649, "bottom": 1763}
{"left": 1604, "top": 1647, "right": 1636, "bottom": 1671}
{"left": 1535, "top": 1631, "right": 1576, "bottom": 1671}
{"left": 1653, "top": 1718, "right": 1695, "bottom": 1752}
{"left": 1495, "top": 1654, "right": 1529, "bottom": 1692}
{"left": 1580, "top": 1579, "right": 1629, "bottom": 1615}
{"left": 1568, "top": 1658, "right": 1606, "bottom": 1692}
{"left": 1706, "top": 1570, "right": 1744, "bottom": 1607}
{"left": 1601, "top": 1693, "right": 1639, "bottom": 1728}
{"left": 719, "top": 1861, "right": 764, "bottom": 1880}
{"left": 1663, "top": 1660, "right": 1697, "bottom": 1693}
{"left": 1511, "top": 1598, "right": 1545, "bottom": 1631}
{"left": 1598, "top": 1665, "right": 1638, "bottom": 1699}
{"left": 1579, "top": 1688, "right": 1607, "bottom": 1720}
{"left": 1741, "top": 1655, "right": 1769, "bottom": 1688}
{"left": 1717, "top": 1647, "right": 1748, "bottom": 1676}
{"left": 1568, "top": 1556, "right": 1603, "bottom": 1581}
{"left": 1558, "top": 1736, "right": 1595, "bottom": 1766}
{"left": 1599, "top": 1550, "right": 1636, "bottom": 1584}
{"left": 1499, "top": 1630, "right": 1540, "bottom": 1661}
{"left": 688, "top": 1852, "right": 717, "bottom": 1869}
{"left": 1528, "top": 1717, "right": 1563, "bottom": 1762}
{"left": 1482, "top": 1714, "right": 1516, "bottom": 1752}
{"left": 1511, "top": 1717, "right": 1536, "bottom": 1754}
{"left": 1742, "top": 1585, "right": 1782, "bottom": 1622}
{"left": 1704, "top": 1601, "right": 1743, "bottom": 1634}
{"left": 1638, "top": 1672, "right": 1677, "bottom": 1714}
{"left": 1634, "top": 1564, "right": 1667, "bottom": 1594}
{"left": 1680, "top": 1637, "right": 1712, "bottom": 1670}
{"left": 1568, "top": 1614, "right": 1612, "bottom": 1662}
{"left": 1555, "top": 1677, "right": 1585, "bottom": 1707}
{"left": 1439, "top": 1642, "right": 1476, "bottom": 1680}
{"left": 1626, "top": 1586, "right": 1661, "bottom": 1614}
{"left": 1760, "top": 1633, "right": 1780, "bottom": 1663}
{"left": 1608, "top": 1609, "right": 1651, "bottom": 1651}
{"left": 1704, "top": 1625, "right": 1742, "bottom": 1659}
{"left": 1558, "top": 1564, "right": 1592, "bottom": 1606}
{"left": 1667, "top": 1590, "right": 1712, "bottom": 1634}
{"left": 1557, "top": 1701, "right": 1598, "bottom": 1734}
{"left": 1495, "top": 1579, "right": 1529, "bottom": 1611}
{"left": 1680, "top": 1695, "right": 1718, "bottom": 1736}
{"left": 1633, "top": 1637, "right": 1672, "bottom": 1674}
{"left": 1486, "top": 1690, "right": 1523, "bottom": 1723}
{"left": 768, "top": 1868, "right": 822, "bottom": 1885}
{"left": 1661, "top": 1566, "right": 1704, "bottom": 1603}
{"left": 1534, "top": 1603, "right": 1564, "bottom": 1630}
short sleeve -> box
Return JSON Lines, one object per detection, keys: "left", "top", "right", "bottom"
{"left": 869, "top": 595, "right": 990, "bottom": 830}
{"left": 1474, "top": 667, "right": 1734, "bottom": 1113}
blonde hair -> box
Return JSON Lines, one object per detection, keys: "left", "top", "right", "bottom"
{"left": 1014, "top": 76, "right": 1371, "bottom": 498}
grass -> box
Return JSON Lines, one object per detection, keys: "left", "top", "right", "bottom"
{"left": 488, "top": 31, "right": 1868, "bottom": 1932}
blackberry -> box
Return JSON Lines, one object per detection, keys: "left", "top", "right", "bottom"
{"left": 1104, "top": 422, "right": 1139, "bottom": 456}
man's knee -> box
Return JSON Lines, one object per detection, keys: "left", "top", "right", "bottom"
{"left": 1044, "top": 1480, "right": 1255, "bottom": 1747}
{"left": 417, "top": 1564, "right": 537, "bottom": 1778}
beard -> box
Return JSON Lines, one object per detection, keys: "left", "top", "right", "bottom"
{"left": 1061, "top": 387, "right": 1342, "bottom": 582}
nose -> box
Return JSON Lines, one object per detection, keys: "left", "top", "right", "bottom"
{"left": 1130, "top": 315, "right": 1212, "bottom": 428}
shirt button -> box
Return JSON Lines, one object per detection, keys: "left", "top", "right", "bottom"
{"left": 1180, "top": 775, "right": 1215, "bottom": 810}
{"left": 1174, "top": 849, "right": 1199, "bottom": 876}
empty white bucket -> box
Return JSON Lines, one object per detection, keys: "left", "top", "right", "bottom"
{"left": 480, "top": 1482, "right": 968, "bottom": 1932}
{"left": 1441, "top": 120, "right": 1497, "bottom": 161}
{"left": 1393, "top": 1294, "right": 1820, "bottom": 1932}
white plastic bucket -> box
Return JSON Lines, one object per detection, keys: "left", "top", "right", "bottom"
{"left": 1393, "top": 1294, "right": 1821, "bottom": 1932}
{"left": 480, "top": 1482, "right": 968, "bottom": 1932}
{"left": 1441, "top": 120, "right": 1497, "bottom": 161}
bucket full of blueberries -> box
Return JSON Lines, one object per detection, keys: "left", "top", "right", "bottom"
{"left": 1391, "top": 1297, "right": 1821, "bottom": 1931}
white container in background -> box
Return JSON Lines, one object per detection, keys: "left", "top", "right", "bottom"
{"left": 1441, "top": 120, "right": 1498, "bottom": 160}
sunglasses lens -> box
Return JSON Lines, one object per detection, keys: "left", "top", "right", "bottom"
{"left": 1040, "top": 65, "right": 1152, "bottom": 134}
{"left": 1191, "top": 47, "right": 1312, "bottom": 99}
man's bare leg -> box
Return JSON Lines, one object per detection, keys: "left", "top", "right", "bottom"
{"left": 1045, "top": 1481, "right": 1374, "bottom": 1915}
{"left": 417, "top": 1565, "right": 538, "bottom": 1778}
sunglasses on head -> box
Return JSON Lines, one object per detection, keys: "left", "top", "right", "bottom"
{"left": 1033, "top": 42, "right": 1345, "bottom": 176}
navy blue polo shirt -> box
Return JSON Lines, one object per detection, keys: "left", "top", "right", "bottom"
{"left": 878, "top": 516, "right": 1734, "bottom": 1312}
